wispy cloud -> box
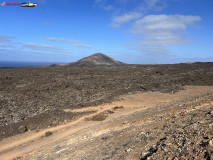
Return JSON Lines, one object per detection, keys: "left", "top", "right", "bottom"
{"left": 140, "top": 47, "right": 171, "bottom": 56}
{"left": 0, "top": 48, "right": 74, "bottom": 62}
{"left": 0, "top": 35, "right": 15, "bottom": 42}
{"left": 100, "top": 0, "right": 167, "bottom": 27}
{"left": 0, "top": 43, "right": 15, "bottom": 48}
{"left": 110, "top": 12, "right": 143, "bottom": 27}
{"left": 0, "top": 35, "right": 72, "bottom": 56}
{"left": 46, "top": 37, "right": 92, "bottom": 48}
{"left": 46, "top": 37, "right": 79, "bottom": 44}
{"left": 73, "top": 44, "right": 92, "bottom": 48}
{"left": 130, "top": 14, "right": 201, "bottom": 47}
{"left": 140, "top": 0, "right": 167, "bottom": 12}
{"left": 95, "top": 0, "right": 113, "bottom": 11}
{"left": 22, "top": 43, "right": 72, "bottom": 53}
{"left": 130, "top": 14, "right": 201, "bottom": 33}
{"left": 0, "top": 35, "right": 17, "bottom": 50}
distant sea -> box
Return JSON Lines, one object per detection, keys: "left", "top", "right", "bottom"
{"left": 0, "top": 61, "right": 64, "bottom": 68}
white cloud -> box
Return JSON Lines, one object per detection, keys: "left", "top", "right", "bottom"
{"left": 95, "top": 0, "right": 166, "bottom": 27}
{"left": 130, "top": 14, "right": 201, "bottom": 47}
{"left": 108, "top": 0, "right": 167, "bottom": 28}
{"left": 110, "top": 12, "right": 143, "bottom": 27}
{"left": 46, "top": 37, "right": 92, "bottom": 48}
{"left": 95, "top": 0, "right": 168, "bottom": 28}
{"left": 139, "top": 31, "right": 193, "bottom": 47}
{"left": 131, "top": 15, "right": 201, "bottom": 33}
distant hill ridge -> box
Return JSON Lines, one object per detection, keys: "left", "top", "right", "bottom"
{"left": 56, "top": 53, "right": 125, "bottom": 66}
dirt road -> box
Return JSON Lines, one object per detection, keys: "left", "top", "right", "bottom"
{"left": 0, "top": 86, "right": 213, "bottom": 160}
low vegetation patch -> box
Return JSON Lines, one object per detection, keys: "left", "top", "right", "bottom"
{"left": 114, "top": 106, "right": 124, "bottom": 110}
{"left": 45, "top": 131, "right": 53, "bottom": 137}
{"left": 91, "top": 113, "right": 108, "bottom": 121}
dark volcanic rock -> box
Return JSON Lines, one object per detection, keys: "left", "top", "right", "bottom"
{"left": 18, "top": 125, "right": 27, "bottom": 133}
{"left": 0, "top": 62, "right": 213, "bottom": 139}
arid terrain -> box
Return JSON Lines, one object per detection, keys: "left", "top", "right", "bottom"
{"left": 0, "top": 62, "right": 213, "bottom": 159}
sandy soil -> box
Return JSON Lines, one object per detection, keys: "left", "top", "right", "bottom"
{"left": 0, "top": 86, "right": 213, "bottom": 160}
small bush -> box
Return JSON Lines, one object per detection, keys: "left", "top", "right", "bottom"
{"left": 114, "top": 106, "right": 124, "bottom": 110}
{"left": 91, "top": 114, "right": 107, "bottom": 121}
{"left": 45, "top": 131, "right": 53, "bottom": 137}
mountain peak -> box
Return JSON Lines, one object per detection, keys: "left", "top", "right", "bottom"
{"left": 92, "top": 52, "right": 105, "bottom": 56}
{"left": 59, "top": 53, "right": 125, "bottom": 66}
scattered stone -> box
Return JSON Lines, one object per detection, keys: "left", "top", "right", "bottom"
{"left": 209, "top": 140, "right": 213, "bottom": 147}
{"left": 126, "top": 148, "right": 132, "bottom": 152}
{"left": 122, "top": 121, "right": 127, "bottom": 124}
{"left": 18, "top": 125, "right": 27, "bottom": 133}
{"left": 101, "top": 136, "right": 110, "bottom": 140}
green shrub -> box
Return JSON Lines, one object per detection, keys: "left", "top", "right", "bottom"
{"left": 45, "top": 131, "right": 53, "bottom": 137}
{"left": 113, "top": 106, "right": 124, "bottom": 110}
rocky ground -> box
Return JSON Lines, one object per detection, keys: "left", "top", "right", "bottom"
{"left": 0, "top": 63, "right": 213, "bottom": 139}
{"left": 16, "top": 88, "right": 213, "bottom": 160}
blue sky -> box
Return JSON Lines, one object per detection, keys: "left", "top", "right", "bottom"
{"left": 0, "top": 0, "right": 212, "bottom": 64}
